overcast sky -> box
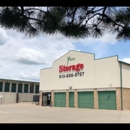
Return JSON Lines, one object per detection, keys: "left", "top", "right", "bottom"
{"left": 0, "top": 27, "right": 129, "bottom": 82}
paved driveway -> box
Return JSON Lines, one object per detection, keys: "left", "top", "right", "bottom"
{"left": 0, "top": 103, "right": 130, "bottom": 123}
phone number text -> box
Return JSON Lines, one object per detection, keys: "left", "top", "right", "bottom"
{"left": 59, "top": 72, "right": 84, "bottom": 79}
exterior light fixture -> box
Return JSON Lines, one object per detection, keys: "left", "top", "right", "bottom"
{"left": 69, "top": 86, "right": 72, "bottom": 90}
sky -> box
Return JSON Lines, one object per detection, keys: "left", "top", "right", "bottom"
{"left": 0, "top": 27, "right": 130, "bottom": 82}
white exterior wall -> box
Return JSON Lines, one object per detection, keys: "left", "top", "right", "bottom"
{"left": 122, "top": 63, "right": 130, "bottom": 88}
{"left": 0, "top": 92, "right": 16, "bottom": 104}
{"left": 40, "top": 68, "right": 53, "bottom": 91}
{"left": 52, "top": 51, "right": 95, "bottom": 90}
{"left": 0, "top": 92, "right": 39, "bottom": 104}
{"left": 94, "top": 57, "right": 120, "bottom": 88}
{"left": 40, "top": 51, "right": 121, "bottom": 91}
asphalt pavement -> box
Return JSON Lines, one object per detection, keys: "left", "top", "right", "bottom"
{"left": 0, "top": 103, "right": 130, "bottom": 123}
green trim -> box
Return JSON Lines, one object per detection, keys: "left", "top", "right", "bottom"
{"left": 95, "top": 55, "right": 118, "bottom": 61}
{"left": 52, "top": 50, "right": 120, "bottom": 63}
{"left": 53, "top": 50, "right": 95, "bottom": 64}
{"left": 40, "top": 50, "right": 95, "bottom": 70}
{"left": 40, "top": 67, "right": 53, "bottom": 70}
{"left": 40, "top": 50, "right": 121, "bottom": 71}
{"left": 120, "top": 62, "right": 123, "bottom": 110}
{"left": 40, "top": 50, "right": 130, "bottom": 77}
{"left": 119, "top": 61, "right": 130, "bottom": 66}
{"left": 0, "top": 78, "right": 39, "bottom": 83}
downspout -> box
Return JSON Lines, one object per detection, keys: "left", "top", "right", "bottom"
{"left": 120, "top": 62, "right": 123, "bottom": 110}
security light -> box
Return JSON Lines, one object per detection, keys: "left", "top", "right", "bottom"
{"left": 69, "top": 86, "right": 72, "bottom": 89}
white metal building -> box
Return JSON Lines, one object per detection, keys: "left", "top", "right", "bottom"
{"left": 39, "top": 50, "right": 130, "bottom": 110}
{"left": 0, "top": 78, "right": 39, "bottom": 104}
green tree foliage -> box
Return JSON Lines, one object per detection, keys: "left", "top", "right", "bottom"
{"left": 0, "top": 6, "right": 130, "bottom": 40}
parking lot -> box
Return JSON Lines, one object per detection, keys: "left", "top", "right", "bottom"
{"left": 0, "top": 103, "right": 130, "bottom": 123}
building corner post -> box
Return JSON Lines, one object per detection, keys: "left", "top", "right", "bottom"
{"left": 120, "top": 62, "right": 123, "bottom": 110}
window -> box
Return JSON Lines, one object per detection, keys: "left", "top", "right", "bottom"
{"left": 0, "top": 82, "right": 3, "bottom": 92}
{"left": 24, "top": 84, "right": 28, "bottom": 93}
{"left": 4, "top": 82, "right": 10, "bottom": 92}
{"left": 35, "top": 85, "right": 39, "bottom": 93}
{"left": 18, "top": 83, "right": 22, "bottom": 93}
{"left": 30, "top": 84, "right": 34, "bottom": 93}
{"left": 11, "top": 83, "right": 16, "bottom": 92}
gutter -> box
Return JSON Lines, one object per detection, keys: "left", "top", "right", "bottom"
{"left": 120, "top": 62, "right": 123, "bottom": 110}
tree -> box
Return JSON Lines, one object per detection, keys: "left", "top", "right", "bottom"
{"left": 0, "top": 6, "right": 130, "bottom": 40}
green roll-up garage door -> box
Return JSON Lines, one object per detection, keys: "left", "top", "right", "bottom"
{"left": 98, "top": 91, "right": 116, "bottom": 110}
{"left": 78, "top": 91, "right": 94, "bottom": 109}
{"left": 54, "top": 92, "right": 66, "bottom": 107}
{"left": 69, "top": 92, "right": 74, "bottom": 108}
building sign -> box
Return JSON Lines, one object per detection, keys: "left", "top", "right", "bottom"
{"left": 59, "top": 72, "right": 84, "bottom": 79}
{"left": 67, "top": 56, "right": 75, "bottom": 65}
{"left": 59, "top": 56, "right": 85, "bottom": 79}
{"left": 59, "top": 63, "right": 84, "bottom": 72}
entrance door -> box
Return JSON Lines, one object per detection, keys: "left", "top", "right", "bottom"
{"left": 42, "top": 92, "right": 51, "bottom": 106}
{"left": 47, "top": 93, "right": 51, "bottom": 106}
{"left": 42, "top": 95, "right": 47, "bottom": 106}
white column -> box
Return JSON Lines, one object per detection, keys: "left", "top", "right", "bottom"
{"left": 22, "top": 83, "right": 24, "bottom": 93}
{"left": 34, "top": 84, "right": 36, "bottom": 93}
{"left": 9, "top": 82, "right": 12, "bottom": 92}
{"left": 2, "top": 82, "right": 5, "bottom": 92}
{"left": 16, "top": 83, "right": 18, "bottom": 93}
{"left": 28, "top": 83, "right": 30, "bottom": 93}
